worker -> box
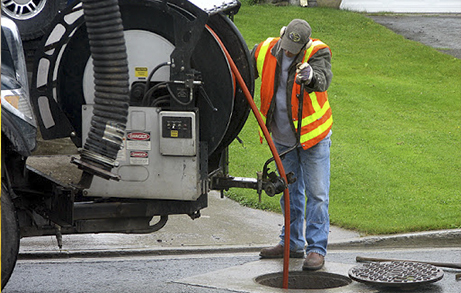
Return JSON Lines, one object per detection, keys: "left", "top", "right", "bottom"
{"left": 251, "top": 19, "right": 333, "bottom": 270}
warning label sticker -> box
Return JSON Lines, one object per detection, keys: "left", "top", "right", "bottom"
{"left": 126, "top": 131, "right": 151, "bottom": 150}
{"left": 130, "top": 151, "right": 149, "bottom": 165}
{"left": 134, "top": 67, "right": 148, "bottom": 78}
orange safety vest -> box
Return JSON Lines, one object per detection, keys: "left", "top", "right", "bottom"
{"left": 254, "top": 37, "right": 333, "bottom": 150}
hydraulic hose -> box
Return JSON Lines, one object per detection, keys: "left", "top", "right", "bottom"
{"left": 75, "top": 0, "right": 130, "bottom": 186}
{"left": 207, "top": 26, "right": 291, "bottom": 289}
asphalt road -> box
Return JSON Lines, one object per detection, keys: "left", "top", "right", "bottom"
{"left": 4, "top": 254, "right": 252, "bottom": 293}
{"left": 4, "top": 248, "right": 461, "bottom": 293}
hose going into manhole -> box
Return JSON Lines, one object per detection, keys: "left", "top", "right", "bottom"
{"left": 207, "top": 26, "right": 291, "bottom": 289}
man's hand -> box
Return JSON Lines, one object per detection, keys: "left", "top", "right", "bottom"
{"left": 296, "top": 62, "right": 313, "bottom": 84}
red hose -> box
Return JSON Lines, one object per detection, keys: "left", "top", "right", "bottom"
{"left": 206, "top": 26, "right": 291, "bottom": 289}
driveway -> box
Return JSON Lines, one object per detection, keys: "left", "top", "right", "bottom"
{"left": 368, "top": 14, "right": 461, "bottom": 59}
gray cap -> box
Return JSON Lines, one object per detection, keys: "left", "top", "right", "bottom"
{"left": 280, "top": 19, "right": 312, "bottom": 54}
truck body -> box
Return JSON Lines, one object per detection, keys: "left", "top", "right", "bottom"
{"left": 1, "top": 0, "right": 285, "bottom": 288}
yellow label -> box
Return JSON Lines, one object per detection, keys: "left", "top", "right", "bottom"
{"left": 134, "top": 67, "right": 148, "bottom": 78}
{"left": 171, "top": 130, "right": 179, "bottom": 138}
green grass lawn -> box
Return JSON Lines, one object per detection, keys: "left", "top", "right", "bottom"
{"left": 225, "top": 4, "right": 461, "bottom": 235}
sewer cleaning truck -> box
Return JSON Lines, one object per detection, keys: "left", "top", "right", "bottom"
{"left": 1, "top": 0, "right": 289, "bottom": 288}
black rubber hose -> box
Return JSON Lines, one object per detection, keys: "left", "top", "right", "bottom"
{"left": 80, "top": 0, "right": 129, "bottom": 172}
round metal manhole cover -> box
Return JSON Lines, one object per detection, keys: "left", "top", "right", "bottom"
{"left": 349, "top": 261, "right": 444, "bottom": 289}
{"left": 255, "top": 271, "right": 352, "bottom": 290}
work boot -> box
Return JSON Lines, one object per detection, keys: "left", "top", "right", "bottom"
{"left": 302, "top": 252, "right": 325, "bottom": 270}
{"left": 259, "top": 244, "right": 304, "bottom": 259}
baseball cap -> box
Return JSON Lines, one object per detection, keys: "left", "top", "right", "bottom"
{"left": 280, "top": 19, "right": 312, "bottom": 54}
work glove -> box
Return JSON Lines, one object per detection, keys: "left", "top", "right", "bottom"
{"left": 296, "top": 62, "right": 313, "bottom": 85}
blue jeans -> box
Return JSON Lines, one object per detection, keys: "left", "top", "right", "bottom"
{"left": 276, "top": 131, "right": 331, "bottom": 256}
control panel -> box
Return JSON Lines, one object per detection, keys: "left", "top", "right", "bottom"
{"left": 162, "top": 116, "right": 192, "bottom": 139}
{"left": 159, "top": 111, "right": 197, "bottom": 156}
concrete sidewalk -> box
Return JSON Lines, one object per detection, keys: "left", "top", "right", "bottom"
{"left": 19, "top": 191, "right": 461, "bottom": 259}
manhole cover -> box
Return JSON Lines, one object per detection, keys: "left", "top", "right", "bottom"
{"left": 349, "top": 261, "right": 444, "bottom": 289}
{"left": 255, "top": 271, "right": 352, "bottom": 290}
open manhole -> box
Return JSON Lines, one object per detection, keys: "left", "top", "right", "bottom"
{"left": 255, "top": 271, "right": 352, "bottom": 290}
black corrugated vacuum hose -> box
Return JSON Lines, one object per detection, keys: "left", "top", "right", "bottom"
{"left": 74, "top": 0, "right": 129, "bottom": 187}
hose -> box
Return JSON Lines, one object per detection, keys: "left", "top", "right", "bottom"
{"left": 142, "top": 82, "right": 168, "bottom": 106}
{"left": 144, "top": 61, "right": 171, "bottom": 98}
{"left": 207, "top": 26, "right": 291, "bottom": 289}
{"left": 76, "top": 0, "right": 130, "bottom": 184}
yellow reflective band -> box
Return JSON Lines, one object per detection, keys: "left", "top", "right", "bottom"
{"left": 298, "top": 99, "right": 331, "bottom": 128}
{"left": 303, "top": 45, "right": 314, "bottom": 62}
{"left": 300, "top": 115, "right": 333, "bottom": 143}
{"left": 257, "top": 38, "right": 275, "bottom": 76}
{"left": 302, "top": 40, "right": 324, "bottom": 62}
{"left": 309, "top": 92, "right": 322, "bottom": 112}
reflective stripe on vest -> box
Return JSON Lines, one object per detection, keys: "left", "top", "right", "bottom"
{"left": 257, "top": 38, "right": 275, "bottom": 77}
{"left": 294, "top": 40, "right": 332, "bottom": 148}
{"left": 304, "top": 40, "right": 326, "bottom": 62}
{"left": 294, "top": 91, "right": 333, "bottom": 149}
{"left": 255, "top": 38, "right": 332, "bottom": 149}
{"left": 300, "top": 115, "right": 333, "bottom": 147}
{"left": 301, "top": 92, "right": 330, "bottom": 126}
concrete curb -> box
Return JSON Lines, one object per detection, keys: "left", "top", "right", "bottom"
{"left": 328, "top": 229, "right": 461, "bottom": 250}
{"left": 18, "top": 229, "right": 461, "bottom": 260}
{"left": 18, "top": 245, "right": 266, "bottom": 260}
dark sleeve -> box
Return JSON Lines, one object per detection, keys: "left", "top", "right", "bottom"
{"left": 250, "top": 44, "right": 260, "bottom": 80}
{"left": 304, "top": 47, "right": 332, "bottom": 93}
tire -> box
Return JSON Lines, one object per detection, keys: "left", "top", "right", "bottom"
{"left": 1, "top": 183, "right": 20, "bottom": 290}
{"left": 1, "top": 0, "right": 68, "bottom": 40}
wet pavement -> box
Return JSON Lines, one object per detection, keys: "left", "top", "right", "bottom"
{"left": 16, "top": 188, "right": 461, "bottom": 292}
{"left": 6, "top": 248, "right": 461, "bottom": 292}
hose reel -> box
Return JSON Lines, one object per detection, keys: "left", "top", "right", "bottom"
{"left": 31, "top": 0, "right": 254, "bottom": 185}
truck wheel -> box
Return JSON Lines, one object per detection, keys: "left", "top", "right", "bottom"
{"left": 1, "top": 184, "right": 20, "bottom": 289}
{"left": 1, "top": 0, "right": 68, "bottom": 40}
